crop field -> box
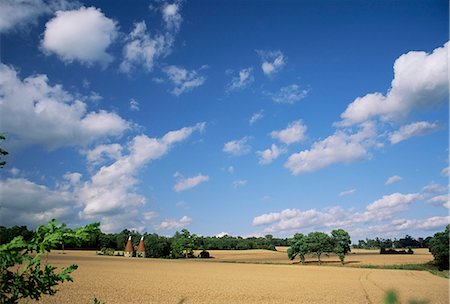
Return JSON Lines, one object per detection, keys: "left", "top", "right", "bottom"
{"left": 38, "top": 250, "right": 448, "bottom": 304}
{"left": 190, "top": 247, "right": 434, "bottom": 266}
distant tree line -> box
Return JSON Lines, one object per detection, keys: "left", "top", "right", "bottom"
{"left": 0, "top": 225, "right": 289, "bottom": 259}
{"left": 353, "top": 235, "right": 432, "bottom": 249}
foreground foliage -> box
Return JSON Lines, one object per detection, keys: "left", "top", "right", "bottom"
{"left": 0, "top": 220, "right": 99, "bottom": 303}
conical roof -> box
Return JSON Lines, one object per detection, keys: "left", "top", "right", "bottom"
{"left": 137, "top": 236, "right": 145, "bottom": 252}
{"left": 124, "top": 236, "right": 133, "bottom": 253}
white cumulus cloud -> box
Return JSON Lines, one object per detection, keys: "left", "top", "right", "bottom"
{"left": 338, "top": 42, "right": 449, "bottom": 126}
{"left": 76, "top": 123, "right": 205, "bottom": 217}
{"left": 120, "top": 21, "right": 171, "bottom": 73}
{"left": 389, "top": 121, "right": 440, "bottom": 144}
{"left": 223, "top": 137, "right": 251, "bottom": 156}
{"left": 271, "top": 120, "right": 307, "bottom": 145}
{"left": 0, "top": 63, "right": 128, "bottom": 149}
{"left": 156, "top": 215, "right": 192, "bottom": 230}
{"left": 285, "top": 122, "right": 378, "bottom": 175}
{"left": 0, "top": 0, "right": 76, "bottom": 33}
{"left": 42, "top": 6, "right": 118, "bottom": 66}
{"left": 256, "top": 144, "right": 287, "bottom": 165}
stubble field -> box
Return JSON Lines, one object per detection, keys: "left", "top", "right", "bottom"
{"left": 38, "top": 250, "right": 448, "bottom": 304}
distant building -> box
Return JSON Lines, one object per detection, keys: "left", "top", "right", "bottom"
{"left": 124, "top": 236, "right": 133, "bottom": 257}
{"left": 124, "top": 235, "right": 146, "bottom": 258}
{"left": 136, "top": 236, "right": 146, "bottom": 258}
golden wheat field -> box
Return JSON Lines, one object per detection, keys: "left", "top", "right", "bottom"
{"left": 36, "top": 250, "right": 448, "bottom": 304}
{"left": 190, "top": 247, "right": 434, "bottom": 266}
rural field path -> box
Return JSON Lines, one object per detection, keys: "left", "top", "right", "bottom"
{"left": 38, "top": 251, "right": 448, "bottom": 304}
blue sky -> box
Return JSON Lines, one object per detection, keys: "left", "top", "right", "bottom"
{"left": 0, "top": 0, "right": 448, "bottom": 240}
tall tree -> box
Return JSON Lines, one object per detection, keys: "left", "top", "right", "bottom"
{"left": 287, "top": 233, "right": 309, "bottom": 264}
{"left": 428, "top": 225, "right": 450, "bottom": 270}
{"left": 332, "top": 231, "right": 350, "bottom": 265}
{"left": 305, "top": 232, "right": 334, "bottom": 265}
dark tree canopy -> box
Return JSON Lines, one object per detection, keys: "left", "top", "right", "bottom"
{"left": 428, "top": 225, "right": 449, "bottom": 270}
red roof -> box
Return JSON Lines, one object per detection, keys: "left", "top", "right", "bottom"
{"left": 137, "top": 236, "right": 145, "bottom": 252}
{"left": 124, "top": 236, "right": 133, "bottom": 252}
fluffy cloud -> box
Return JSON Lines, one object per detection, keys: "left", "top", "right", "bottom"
{"left": 85, "top": 143, "right": 123, "bottom": 166}
{"left": 271, "top": 120, "right": 307, "bottom": 145}
{"left": 366, "top": 192, "right": 422, "bottom": 217}
{"left": 442, "top": 166, "right": 450, "bottom": 177}
{"left": 0, "top": 63, "right": 128, "bottom": 149}
{"left": 252, "top": 191, "right": 426, "bottom": 235}
{"left": 385, "top": 175, "right": 403, "bottom": 185}
{"left": 389, "top": 121, "right": 440, "bottom": 144}
{"left": 227, "top": 68, "right": 254, "bottom": 91}
{"left": 256, "top": 144, "right": 287, "bottom": 165}
{"left": 76, "top": 123, "right": 205, "bottom": 219}
{"left": 120, "top": 21, "right": 171, "bottom": 73}
{"left": 285, "top": 122, "right": 378, "bottom": 175}
{"left": 257, "top": 50, "right": 285, "bottom": 76}
{"left": 338, "top": 189, "right": 355, "bottom": 197}
{"left": 42, "top": 7, "right": 118, "bottom": 66}
{"left": 428, "top": 194, "right": 450, "bottom": 209}
{"left": 249, "top": 110, "right": 264, "bottom": 125}
{"left": 0, "top": 178, "right": 76, "bottom": 228}
{"left": 0, "top": 0, "right": 75, "bottom": 33}
{"left": 163, "top": 65, "right": 207, "bottom": 96}
{"left": 162, "top": 2, "right": 182, "bottom": 31}
{"left": 338, "top": 42, "right": 448, "bottom": 126}
{"left": 156, "top": 215, "right": 192, "bottom": 230}
{"left": 223, "top": 137, "right": 251, "bottom": 156}
{"left": 271, "top": 84, "right": 308, "bottom": 104}
{"left": 174, "top": 174, "right": 209, "bottom": 192}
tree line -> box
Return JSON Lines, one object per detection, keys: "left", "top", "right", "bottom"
{"left": 353, "top": 235, "right": 431, "bottom": 249}
{"left": 0, "top": 225, "right": 290, "bottom": 259}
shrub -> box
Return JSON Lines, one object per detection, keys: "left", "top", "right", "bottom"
{"left": 199, "top": 250, "right": 210, "bottom": 258}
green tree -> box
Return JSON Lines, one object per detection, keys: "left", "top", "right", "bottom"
{"left": 331, "top": 229, "right": 351, "bottom": 254}
{"left": 305, "top": 232, "right": 333, "bottom": 265}
{"left": 428, "top": 225, "right": 449, "bottom": 270}
{"left": 171, "top": 229, "right": 197, "bottom": 258}
{"left": 331, "top": 229, "right": 351, "bottom": 265}
{"left": 287, "top": 233, "right": 309, "bottom": 264}
{"left": 0, "top": 220, "right": 100, "bottom": 303}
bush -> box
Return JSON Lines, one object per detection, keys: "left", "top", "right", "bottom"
{"left": 97, "top": 247, "right": 115, "bottom": 256}
{"left": 199, "top": 250, "right": 211, "bottom": 258}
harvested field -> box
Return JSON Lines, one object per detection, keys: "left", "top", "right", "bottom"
{"left": 38, "top": 250, "right": 448, "bottom": 304}
{"left": 274, "top": 247, "right": 434, "bottom": 266}
{"left": 192, "top": 248, "right": 434, "bottom": 266}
